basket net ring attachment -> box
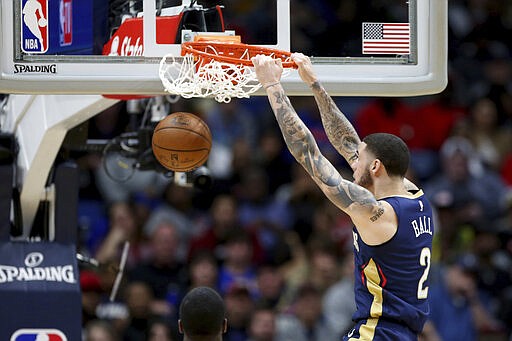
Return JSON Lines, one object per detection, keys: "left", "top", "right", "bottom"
{"left": 159, "top": 41, "right": 297, "bottom": 103}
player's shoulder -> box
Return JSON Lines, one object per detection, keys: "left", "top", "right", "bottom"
{"left": 408, "top": 189, "right": 425, "bottom": 197}
{"left": 381, "top": 189, "right": 425, "bottom": 202}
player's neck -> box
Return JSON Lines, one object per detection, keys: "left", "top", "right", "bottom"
{"left": 373, "top": 177, "right": 408, "bottom": 199}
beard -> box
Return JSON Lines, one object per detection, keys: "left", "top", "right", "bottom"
{"left": 356, "top": 168, "right": 373, "bottom": 189}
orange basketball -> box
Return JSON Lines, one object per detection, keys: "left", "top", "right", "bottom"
{"left": 152, "top": 112, "right": 212, "bottom": 172}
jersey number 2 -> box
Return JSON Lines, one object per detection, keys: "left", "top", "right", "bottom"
{"left": 417, "top": 247, "right": 431, "bottom": 299}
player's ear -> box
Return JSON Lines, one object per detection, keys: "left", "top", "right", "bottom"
{"left": 222, "top": 318, "right": 228, "bottom": 333}
{"left": 371, "top": 159, "right": 382, "bottom": 174}
{"left": 178, "top": 319, "right": 184, "bottom": 334}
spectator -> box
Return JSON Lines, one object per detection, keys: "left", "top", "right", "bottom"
{"left": 494, "top": 207, "right": 512, "bottom": 332}
{"left": 355, "top": 97, "right": 448, "bottom": 181}
{"left": 469, "top": 204, "right": 512, "bottom": 334}
{"left": 500, "top": 153, "right": 512, "bottom": 186}
{"left": 247, "top": 304, "right": 277, "bottom": 341}
{"left": 95, "top": 201, "right": 144, "bottom": 270}
{"left": 424, "top": 136, "right": 509, "bottom": 260}
{"left": 147, "top": 317, "right": 178, "bottom": 341}
{"left": 188, "top": 194, "right": 264, "bottom": 264}
{"left": 84, "top": 319, "right": 120, "bottom": 341}
{"left": 281, "top": 235, "right": 342, "bottom": 301}
{"left": 275, "top": 284, "right": 336, "bottom": 341}
{"left": 187, "top": 251, "right": 219, "bottom": 290}
{"left": 322, "top": 252, "right": 356, "bottom": 340}
{"left": 235, "top": 166, "right": 293, "bottom": 261}
{"left": 456, "top": 97, "right": 512, "bottom": 171}
{"left": 81, "top": 270, "right": 104, "bottom": 326}
{"left": 275, "top": 163, "right": 326, "bottom": 243}
{"left": 217, "top": 229, "right": 258, "bottom": 297}
{"left": 144, "top": 182, "right": 199, "bottom": 262}
{"left": 213, "top": 138, "right": 254, "bottom": 193}
{"left": 223, "top": 284, "right": 255, "bottom": 341}
{"left": 429, "top": 256, "right": 504, "bottom": 341}
{"left": 121, "top": 281, "right": 156, "bottom": 341}
{"left": 254, "top": 262, "right": 287, "bottom": 311}
{"left": 354, "top": 98, "right": 417, "bottom": 147}
{"left": 204, "top": 99, "right": 258, "bottom": 150}
{"left": 413, "top": 83, "right": 467, "bottom": 180}
{"left": 92, "top": 266, "right": 130, "bottom": 332}
{"left": 310, "top": 199, "right": 353, "bottom": 253}
{"left": 128, "top": 221, "right": 186, "bottom": 319}
{"left": 205, "top": 99, "right": 258, "bottom": 180}
{"left": 254, "top": 128, "right": 293, "bottom": 194}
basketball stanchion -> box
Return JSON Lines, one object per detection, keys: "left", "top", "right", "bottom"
{"left": 159, "top": 40, "right": 297, "bottom": 103}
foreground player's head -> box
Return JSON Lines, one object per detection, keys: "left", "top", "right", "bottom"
{"left": 363, "top": 133, "right": 410, "bottom": 177}
{"left": 355, "top": 133, "right": 410, "bottom": 188}
{"left": 179, "top": 286, "right": 227, "bottom": 341}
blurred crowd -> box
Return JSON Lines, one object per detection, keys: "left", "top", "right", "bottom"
{"left": 79, "top": 1, "right": 512, "bottom": 340}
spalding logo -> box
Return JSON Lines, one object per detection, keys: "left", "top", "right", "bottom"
{"left": 171, "top": 115, "right": 190, "bottom": 126}
{"left": 24, "top": 252, "right": 44, "bottom": 267}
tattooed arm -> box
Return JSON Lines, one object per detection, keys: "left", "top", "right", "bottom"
{"left": 292, "top": 53, "right": 360, "bottom": 169}
{"left": 291, "top": 53, "right": 419, "bottom": 192}
{"left": 252, "top": 55, "right": 398, "bottom": 244}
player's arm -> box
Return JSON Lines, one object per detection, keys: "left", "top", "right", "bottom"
{"left": 264, "top": 82, "right": 372, "bottom": 209}
{"left": 292, "top": 53, "right": 360, "bottom": 169}
{"left": 252, "top": 59, "right": 392, "bottom": 243}
{"left": 292, "top": 53, "right": 420, "bottom": 192}
{"left": 264, "top": 84, "right": 395, "bottom": 243}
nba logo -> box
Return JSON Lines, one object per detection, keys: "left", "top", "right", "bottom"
{"left": 59, "top": 0, "right": 72, "bottom": 46}
{"left": 21, "top": 0, "right": 49, "bottom": 53}
{"left": 10, "top": 328, "right": 67, "bottom": 341}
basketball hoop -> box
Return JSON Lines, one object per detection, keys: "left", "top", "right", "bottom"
{"left": 159, "top": 40, "right": 296, "bottom": 103}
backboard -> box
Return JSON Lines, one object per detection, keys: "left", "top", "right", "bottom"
{"left": 0, "top": 0, "right": 447, "bottom": 97}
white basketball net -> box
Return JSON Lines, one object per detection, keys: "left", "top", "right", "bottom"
{"left": 159, "top": 52, "right": 290, "bottom": 103}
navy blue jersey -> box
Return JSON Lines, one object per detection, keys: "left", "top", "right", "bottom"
{"left": 349, "top": 190, "right": 433, "bottom": 339}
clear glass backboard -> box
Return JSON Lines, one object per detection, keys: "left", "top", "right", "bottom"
{"left": 0, "top": 0, "right": 447, "bottom": 96}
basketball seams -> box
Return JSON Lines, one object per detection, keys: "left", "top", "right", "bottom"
{"left": 152, "top": 145, "right": 210, "bottom": 152}
{"left": 193, "top": 152, "right": 210, "bottom": 169}
{"left": 153, "top": 126, "right": 211, "bottom": 144}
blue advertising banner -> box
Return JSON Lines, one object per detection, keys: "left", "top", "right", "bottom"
{"left": 0, "top": 242, "right": 81, "bottom": 341}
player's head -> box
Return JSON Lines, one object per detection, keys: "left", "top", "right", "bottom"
{"left": 179, "top": 286, "right": 227, "bottom": 341}
{"left": 355, "top": 133, "right": 410, "bottom": 188}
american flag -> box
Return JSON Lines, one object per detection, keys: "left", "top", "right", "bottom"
{"left": 362, "top": 23, "right": 410, "bottom": 55}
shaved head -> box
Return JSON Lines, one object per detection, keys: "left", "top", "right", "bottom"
{"left": 179, "top": 287, "right": 226, "bottom": 340}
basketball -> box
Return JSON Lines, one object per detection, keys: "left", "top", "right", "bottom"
{"left": 38, "top": 18, "right": 47, "bottom": 27}
{"left": 152, "top": 112, "right": 212, "bottom": 172}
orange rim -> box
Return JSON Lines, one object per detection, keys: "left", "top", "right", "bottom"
{"left": 181, "top": 41, "right": 297, "bottom": 68}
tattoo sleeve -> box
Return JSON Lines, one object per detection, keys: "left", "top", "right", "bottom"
{"left": 266, "top": 86, "right": 379, "bottom": 216}
{"left": 310, "top": 81, "right": 361, "bottom": 166}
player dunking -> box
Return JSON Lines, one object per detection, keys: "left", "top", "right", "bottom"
{"left": 179, "top": 286, "right": 227, "bottom": 341}
{"left": 252, "top": 54, "right": 434, "bottom": 340}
